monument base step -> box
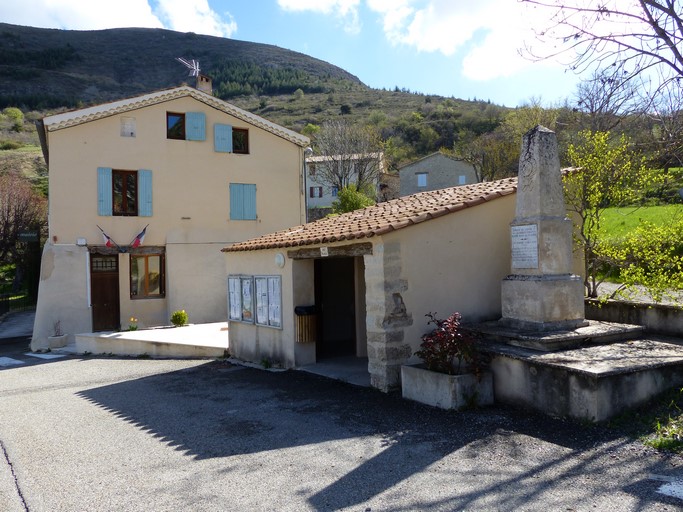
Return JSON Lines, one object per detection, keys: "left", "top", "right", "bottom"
{"left": 480, "top": 335, "right": 683, "bottom": 422}
{"left": 469, "top": 319, "right": 644, "bottom": 352}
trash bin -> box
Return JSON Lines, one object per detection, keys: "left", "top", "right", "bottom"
{"left": 294, "top": 305, "right": 317, "bottom": 343}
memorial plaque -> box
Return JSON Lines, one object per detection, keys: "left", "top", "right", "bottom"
{"left": 511, "top": 224, "right": 538, "bottom": 269}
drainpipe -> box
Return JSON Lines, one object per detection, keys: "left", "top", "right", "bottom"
{"left": 303, "top": 147, "right": 313, "bottom": 223}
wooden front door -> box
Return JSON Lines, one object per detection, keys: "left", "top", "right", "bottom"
{"left": 90, "top": 254, "right": 120, "bottom": 332}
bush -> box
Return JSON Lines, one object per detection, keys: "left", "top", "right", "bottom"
{"left": 170, "top": 309, "right": 188, "bottom": 327}
{"left": 415, "top": 312, "right": 484, "bottom": 376}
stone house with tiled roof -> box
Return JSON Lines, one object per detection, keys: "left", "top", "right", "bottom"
{"left": 32, "top": 83, "right": 309, "bottom": 350}
{"left": 222, "top": 177, "right": 518, "bottom": 391}
{"left": 399, "top": 152, "right": 478, "bottom": 197}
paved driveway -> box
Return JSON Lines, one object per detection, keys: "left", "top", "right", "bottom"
{"left": 1, "top": 350, "right": 683, "bottom": 511}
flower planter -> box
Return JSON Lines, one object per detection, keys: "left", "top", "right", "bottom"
{"left": 401, "top": 363, "right": 494, "bottom": 410}
{"left": 48, "top": 334, "right": 68, "bottom": 349}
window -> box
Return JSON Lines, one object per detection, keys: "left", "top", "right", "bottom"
{"left": 214, "top": 125, "right": 249, "bottom": 154}
{"left": 417, "top": 173, "right": 428, "bottom": 188}
{"left": 167, "top": 112, "right": 185, "bottom": 140}
{"left": 229, "top": 275, "right": 281, "bottom": 328}
{"left": 331, "top": 186, "right": 339, "bottom": 197}
{"left": 458, "top": 175, "right": 466, "bottom": 185}
{"left": 230, "top": 183, "right": 257, "bottom": 220}
{"left": 113, "top": 170, "right": 137, "bottom": 216}
{"left": 98, "top": 168, "right": 152, "bottom": 217}
{"left": 309, "top": 186, "right": 323, "bottom": 198}
{"left": 232, "top": 128, "right": 249, "bottom": 154}
{"left": 308, "top": 164, "right": 316, "bottom": 177}
{"left": 167, "top": 111, "right": 206, "bottom": 141}
{"left": 130, "top": 253, "right": 165, "bottom": 299}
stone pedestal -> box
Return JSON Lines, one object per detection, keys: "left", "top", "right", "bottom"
{"left": 500, "top": 125, "right": 586, "bottom": 336}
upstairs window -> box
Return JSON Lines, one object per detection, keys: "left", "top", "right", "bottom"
{"left": 167, "top": 112, "right": 185, "bottom": 140}
{"left": 113, "top": 170, "right": 138, "bottom": 216}
{"left": 167, "top": 112, "right": 206, "bottom": 141}
{"left": 230, "top": 183, "right": 257, "bottom": 220}
{"left": 214, "top": 125, "right": 249, "bottom": 154}
{"left": 98, "top": 168, "right": 152, "bottom": 217}
{"left": 232, "top": 128, "right": 249, "bottom": 154}
{"left": 417, "top": 173, "right": 428, "bottom": 188}
{"left": 309, "top": 186, "right": 323, "bottom": 198}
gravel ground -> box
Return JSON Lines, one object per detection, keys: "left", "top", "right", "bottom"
{"left": 1, "top": 343, "right": 683, "bottom": 511}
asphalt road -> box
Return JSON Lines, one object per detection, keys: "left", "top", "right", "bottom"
{"left": 1, "top": 340, "right": 683, "bottom": 511}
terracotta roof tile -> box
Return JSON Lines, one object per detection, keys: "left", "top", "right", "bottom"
{"left": 223, "top": 177, "right": 518, "bottom": 253}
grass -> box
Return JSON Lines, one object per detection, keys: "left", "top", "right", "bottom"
{"left": 601, "top": 204, "right": 683, "bottom": 240}
{"left": 609, "top": 387, "right": 683, "bottom": 453}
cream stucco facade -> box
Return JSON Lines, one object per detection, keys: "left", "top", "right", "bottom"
{"left": 224, "top": 192, "right": 516, "bottom": 391}
{"left": 32, "top": 86, "right": 309, "bottom": 350}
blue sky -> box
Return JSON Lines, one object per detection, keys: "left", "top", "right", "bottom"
{"left": 0, "top": 0, "right": 586, "bottom": 107}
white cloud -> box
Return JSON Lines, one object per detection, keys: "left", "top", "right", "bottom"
{"left": 0, "top": 0, "right": 237, "bottom": 38}
{"left": 277, "top": 0, "right": 362, "bottom": 34}
{"left": 152, "top": 0, "right": 237, "bottom": 37}
{"left": 366, "top": 0, "right": 562, "bottom": 81}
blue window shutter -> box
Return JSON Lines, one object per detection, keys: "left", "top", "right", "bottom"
{"left": 138, "top": 170, "right": 153, "bottom": 217}
{"left": 186, "top": 112, "right": 206, "bottom": 141}
{"left": 214, "top": 124, "right": 233, "bottom": 153}
{"left": 97, "top": 167, "right": 112, "bottom": 216}
{"left": 230, "top": 183, "right": 256, "bottom": 220}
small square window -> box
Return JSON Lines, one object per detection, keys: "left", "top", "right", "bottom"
{"left": 233, "top": 128, "right": 249, "bottom": 154}
{"left": 167, "top": 112, "right": 185, "bottom": 140}
{"left": 309, "top": 186, "right": 323, "bottom": 198}
{"left": 458, "top": 175, "right": 466, "bottom": 185}
{"left": 331, "top": 186, "right": 339, "bottom": 197}
{"left": 417, "top": 173, "right": 427, "bottom": 188}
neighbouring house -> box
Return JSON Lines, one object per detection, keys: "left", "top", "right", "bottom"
{"left": 399, "top": 152, "right": 478, "bottom": 197}
{"left": 31, "top": 82, "right": 309, "bottom": 350}
{"left": 305, "top": 152, "right": 386, "bottom": 220}
{"left": 222, "top": 177, "right": 517, "bottom": 391}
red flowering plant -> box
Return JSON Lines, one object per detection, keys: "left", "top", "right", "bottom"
{"left": 414, "top": 312, "right": 485, "bottom": 377}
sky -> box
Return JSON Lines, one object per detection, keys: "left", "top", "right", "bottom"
{"left": 0, "top": 0, "right": 586, "bottom": 107}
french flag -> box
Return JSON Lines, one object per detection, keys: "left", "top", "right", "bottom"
{"left": 97, "top": 225, "right": 115, "bottom": 248}
{"left": 130, "top": 225, "right": 148, "bottom": 248}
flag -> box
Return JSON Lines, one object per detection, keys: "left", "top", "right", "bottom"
{"left": 97, "top": 225, "right": 116, "bottom": 248}
{"left": 130, "top": 225, "right": 148, "bottom": 249}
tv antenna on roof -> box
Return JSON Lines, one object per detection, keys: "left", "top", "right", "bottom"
{"left": 176, "top": 57, "right": 201, "bottom": 77}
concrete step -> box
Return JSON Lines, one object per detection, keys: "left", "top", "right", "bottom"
{"left": 69, "top": 322, "right": 230, "bottom": 359}
{"left": 482, "top": 335, "right": 683, "bottom": 422}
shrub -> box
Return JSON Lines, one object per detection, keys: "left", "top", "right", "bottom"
{"left": 170, "top": 309, "right": 188, "bottom": 327}
{"left": 415, "top": 312, "right": 484, "bottom": 376}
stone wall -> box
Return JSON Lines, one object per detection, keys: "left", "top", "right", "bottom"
{"left": 586, "top": 299, "right": 683, "bottom": 336}
{"left": 364, "top": 242, "right": 413, "bottom": 391}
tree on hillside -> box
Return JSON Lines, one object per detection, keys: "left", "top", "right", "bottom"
{"left": 522, "top": 1, "right": 683, "bottom": 97}
{"left": 563, "top": 130, "right": 658, "bottom": 297}
{"left": 311, "top": 119, "right": 383, "bottom": 192}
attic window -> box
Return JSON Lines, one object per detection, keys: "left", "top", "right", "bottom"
{"left": 120, "top": 117, "right": 136, "bottom": 137}
{"left": 233, "top": 128, "right": 249, "bottom": 154}
{"left": 417, "top": 173, "right": 428, "bottom": 188}
{"left": 167, "top": 112, "right": 185, "bottom": 140}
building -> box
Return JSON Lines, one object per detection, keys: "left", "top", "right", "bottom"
{"left": 31, "top": 84, "right": 309, "bottom": 350}
{"left": 305, "top": 152, "right": 385, "bottom": 220}
{"left": 222, "top": 177, "right": 518, "bottom": 391}
{"left": 399, "top": 152, "right": 478, "bottom": 197}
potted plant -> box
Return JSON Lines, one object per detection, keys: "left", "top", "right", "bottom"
{"left": 401, "top": 312, "right": 493, "bottom": 410}
{"left": 48, "top": 320, "right": 68, "bottom": 348}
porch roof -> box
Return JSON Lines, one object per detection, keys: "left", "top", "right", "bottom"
{"left": 222, "top": 177, "right": 518, "bottom": 253}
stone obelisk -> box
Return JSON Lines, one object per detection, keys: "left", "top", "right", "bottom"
{"left": 500, "top": 125, "right": 586, "bottom": 332}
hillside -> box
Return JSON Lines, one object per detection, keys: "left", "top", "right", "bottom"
{"left": 0, "top": 22, "right": 362, "bottom": 107}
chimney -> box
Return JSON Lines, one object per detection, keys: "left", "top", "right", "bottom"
{"left": 196, "top": 74, "right": 212, "bottom": 95}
